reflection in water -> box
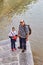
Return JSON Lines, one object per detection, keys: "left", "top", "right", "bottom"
{"left": 0, "top": 0, "right": 36, "bottom": 17}
{"left": 0, "top": 0, "right": 3, "bottom": 15}
{"left": 0, "top": 0, "right": 36, "bottom": 40}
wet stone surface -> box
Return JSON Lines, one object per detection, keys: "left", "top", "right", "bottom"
{"left": 2, "top": 56, "right": 18, "bottom": 63}
{"left": 0, "top": 44, "right": 18, "bottom": 65}
{"left": 0, "top": 42, "right": 34, "bottom": 65}
{"left": 19, "top": 53, "right": 32, "bottom": 65}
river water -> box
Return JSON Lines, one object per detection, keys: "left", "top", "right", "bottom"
{"left": 0, "top": 0, "right": 43, "bottom": 65}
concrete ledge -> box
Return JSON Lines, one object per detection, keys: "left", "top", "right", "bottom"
{"left": 0, "top": 39, "right": 34, "bottom": 65}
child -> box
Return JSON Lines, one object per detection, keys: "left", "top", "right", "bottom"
{"left": 8, "top": 27, "right": 17, "bottom": 51}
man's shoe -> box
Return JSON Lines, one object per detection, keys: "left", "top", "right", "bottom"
{"left": 22, "top": 49, "right": 25, "bottom": 53}
{"left": 18, "top": 47, "right": 22, "bottom": 49}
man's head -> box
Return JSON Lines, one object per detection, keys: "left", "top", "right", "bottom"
{"left": 20, "top": 20, "right": 25, "bottom": 26}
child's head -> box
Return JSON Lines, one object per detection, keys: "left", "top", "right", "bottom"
{"left": 12, "top": 27, "right": 15, "bottom": 32}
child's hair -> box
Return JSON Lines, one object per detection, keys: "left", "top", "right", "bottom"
{"left": 12, "top": 27, "right": 15, "bottom": 30}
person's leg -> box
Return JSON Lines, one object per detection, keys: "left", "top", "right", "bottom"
{"left": 19, "top": 37, "right": 22, "bottom": 49}
{"left": 13, "top": 40, "right": 16, "bottom": 48}
{"left": 13, "top": 40, "right": 17, "bottom": 50}
{"left": 24, "top": 38, "right": 26, "bottom": 50}
{"left": 11, "top": 39, "right": 14, "bottom": 51}
{"left": 22, "top": 38, "right": 26, "bottom": 52}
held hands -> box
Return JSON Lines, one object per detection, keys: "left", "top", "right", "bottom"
{"left": 12, "top": 36, "right": 17, "bottom": 40}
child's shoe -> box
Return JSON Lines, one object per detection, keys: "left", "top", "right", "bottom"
{"left": 11, "top": 49, "right": 14, "bottom": 51}
{"left": 13, "top": 48, "right": 17, "bottom": 51}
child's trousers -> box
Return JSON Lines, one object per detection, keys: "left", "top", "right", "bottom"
{"left": 11, "top": 39, "right": 16, "bottom": 49}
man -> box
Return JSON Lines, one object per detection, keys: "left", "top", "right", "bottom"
{"left": 18, "top": 20, "right": 29, "bottom": 52}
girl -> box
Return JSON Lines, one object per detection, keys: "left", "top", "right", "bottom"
{"left": 8, "top": 27, "right": 17, "bottom": 51}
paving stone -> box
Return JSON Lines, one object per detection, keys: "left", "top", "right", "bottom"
{"left": 0, "top": 40, "right": 34, "bottom": 65}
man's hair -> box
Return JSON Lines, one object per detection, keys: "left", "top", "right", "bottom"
{"left": 20, "top": 20, "right": 24, "bottom": 23}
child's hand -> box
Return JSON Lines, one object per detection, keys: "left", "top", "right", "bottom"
{"left": 12, "top": 36, "right": 17, "bottom": 40}
{"left": 12, "top": 36, "right": 14, "bottom": 39}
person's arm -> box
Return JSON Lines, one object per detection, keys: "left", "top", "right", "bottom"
{"left": 18, "top": 30, "right": 20, "bottom": 37}
{"left": 18, "top": 25, "right": 21, "bottom": 37}
{"left": 26, "top": 34, "right": 29, "bottom": 41}
{"left": 25, "top": 26, "right": 29, "bottom": 41}
{"left": 8, "top": 32, "right": 12, "bottom": 39}
{"left": 15, "top": 31, "right": 18, "bottom": 37}
{"left": 9, "top": 36, "right": 12, "bottom": 39}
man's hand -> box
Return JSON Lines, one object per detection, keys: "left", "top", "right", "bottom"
{"left": 26, "top": 34, "right": 29, "bottom": 41}
{"left": 26, "top": 37, "right": 28, "bottom": 41}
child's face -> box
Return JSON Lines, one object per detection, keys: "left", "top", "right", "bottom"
{"left": 12, "top": 28, "right": 15, "bottom": 32}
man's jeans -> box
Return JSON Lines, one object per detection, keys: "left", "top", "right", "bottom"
{"left": 19, "top": 37, "right": 26, "bottom": 50}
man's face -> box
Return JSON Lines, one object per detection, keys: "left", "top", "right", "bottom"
{"left": 20, "top": 21, "right": 25, "bottom": 26}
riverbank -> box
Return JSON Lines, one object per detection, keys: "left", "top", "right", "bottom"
{"left": 0, "top": 0, "right": 36, "bottom": 17}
